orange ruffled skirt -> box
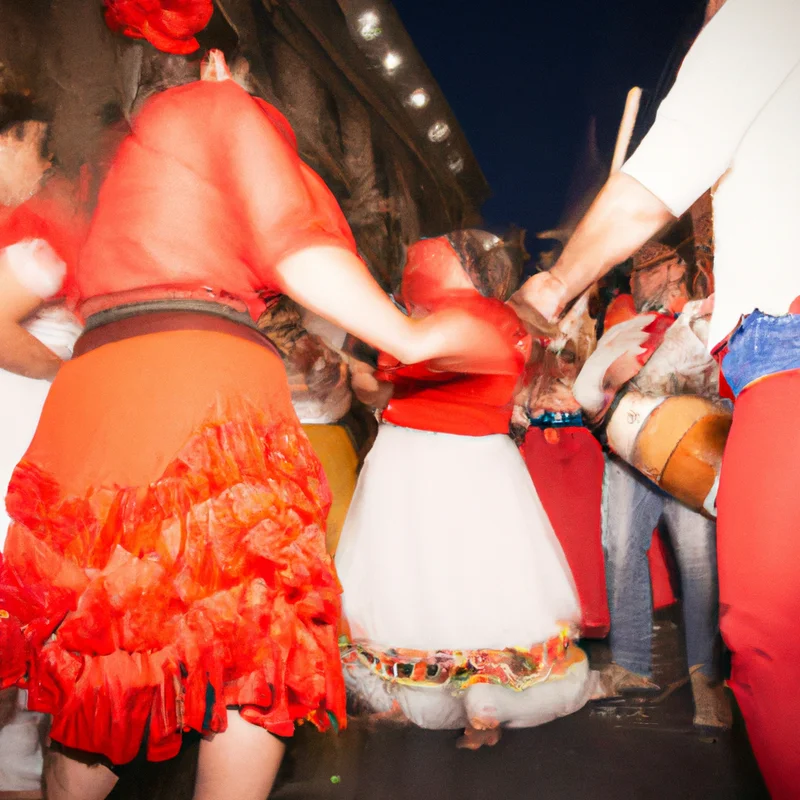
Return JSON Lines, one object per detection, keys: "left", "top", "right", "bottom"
{"left": 0, "top": 329, "right": 345, "bottom": 764}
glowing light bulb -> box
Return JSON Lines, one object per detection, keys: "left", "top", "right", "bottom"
{"left": 408, "top": 89, "right": 429, "bottom": 108}
{"left": 447, "top": 153, "right": 465, "bottom": 173}
{"left": 383, "top": 52, "right": 402, "bottom": 72}
{"left": 428, "top": 121, "right": 450, "bottom": 143}
{"left": 358, "top": 11, "right": 382, "bottom": 40}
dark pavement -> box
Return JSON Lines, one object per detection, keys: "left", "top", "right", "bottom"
{"left": 109, "top": 610, "right": 768, "bottom": 800}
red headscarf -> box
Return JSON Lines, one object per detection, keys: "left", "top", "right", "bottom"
{"left": 104, "top": 0, "right": 213, "bottom": 55}
{"left": 399, "top": 238, "right": 475, "bottom": 312}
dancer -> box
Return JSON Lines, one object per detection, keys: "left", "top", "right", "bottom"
{"left": 337, "top": 231, "right": 593, "bottom": 749}
{"left": 513, "top": 0, "right": 800, "bottom": 793}
{"left": 0, "top": 92, "right": 84, "bottom": 797}
{"left": 0, "top": 10, "right": 509, "bottom": 800}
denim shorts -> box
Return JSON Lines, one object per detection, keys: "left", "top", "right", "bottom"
{"left": 722, "top": 311, "right": 800, "bottom": 398}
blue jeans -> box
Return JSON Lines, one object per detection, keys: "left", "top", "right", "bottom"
{"left": 603, "top": 455, "right": 719, "bottom": 679}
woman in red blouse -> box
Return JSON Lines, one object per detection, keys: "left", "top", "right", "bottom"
{"left": 0, "top": 19, "right": 509, "bottom": 800}
{"left": 336, "top": 232, "right": 593, "bottom": 749}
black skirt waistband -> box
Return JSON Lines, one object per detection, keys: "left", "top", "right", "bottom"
{"left": 74, "top": 299, "right": 279, "bottom": 359}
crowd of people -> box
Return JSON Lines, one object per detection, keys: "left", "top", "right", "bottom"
{"left": 0, "top": 0, "right": 798, "bottom": 798}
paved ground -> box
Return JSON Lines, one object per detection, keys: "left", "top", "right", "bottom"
{"left": 108, "top": 611, "right": 768, "bottom": 799}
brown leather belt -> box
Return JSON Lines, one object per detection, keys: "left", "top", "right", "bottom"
{"left": 73, "top": 299, "right": 279, "bottom": 358}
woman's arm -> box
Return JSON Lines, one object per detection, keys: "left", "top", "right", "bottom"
{"left": 274, "top": 245, "right": 510, "bottom": 370}
{"left": 221, "top": 88, "right": 510, "bottom": 371}
{"left": 0, "top": 244, "right": 64, "bottom": 379}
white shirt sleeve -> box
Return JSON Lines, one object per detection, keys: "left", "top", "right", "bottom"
{"left": 622, "top": 0, "right": 800, "bottom": 217}
{"left": 1, "top": 238, "right": 66, "bottom": 299}
{"left": 300, "top": 308, "right": 348, "bottom": 351}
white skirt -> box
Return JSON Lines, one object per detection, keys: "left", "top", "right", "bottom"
{"left": 336, "top": 424, "right": 582, "bottom": 652}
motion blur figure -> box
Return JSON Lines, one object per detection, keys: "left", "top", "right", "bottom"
{"left": 337, "top": 231, "right": 594, "bottom": 749}
{"left": 0, "top": 91, "right": 84, "bottom": 797}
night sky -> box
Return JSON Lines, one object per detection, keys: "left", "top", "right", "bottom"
{"left": 395, "top": 0, "right": 705, "bottom": 241}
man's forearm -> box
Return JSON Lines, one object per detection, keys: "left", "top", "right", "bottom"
{"left": 550, "top": 172, "right": 675, "bottom": 302}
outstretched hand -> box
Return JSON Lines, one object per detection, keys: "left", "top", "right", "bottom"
{"left": 509, "top": 271, "right": 571, "bottom": 324}
{"left": 421, "top": 306, "right": 522, "bottom": 376}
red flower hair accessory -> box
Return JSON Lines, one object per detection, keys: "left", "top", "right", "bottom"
{"left": 104, "top": 0, "right": 214, "bottom": 55}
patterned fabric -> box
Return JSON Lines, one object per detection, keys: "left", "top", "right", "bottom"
{"left": 528, "top": 410, "right": 584, "bottom": 428}
{"left": 341, "top": 625, "right": 578, "bottom": 692}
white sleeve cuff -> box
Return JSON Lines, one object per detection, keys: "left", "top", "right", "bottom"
{"left": 2, "top": 238, "right": 66, "bottom": 299}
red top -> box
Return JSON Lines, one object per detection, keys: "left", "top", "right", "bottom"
{"left": 0, "top": 176, "right": 87, "bottom": 300}
{"left": 76, "top": 79, "right": 357, "bottom": 320}
{"left": 377, "top": 238, "right": 530, "bottom": 437}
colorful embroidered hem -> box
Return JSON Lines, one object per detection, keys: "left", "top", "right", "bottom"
{"left": 340, "top": 624, "right": 578, "bottom": 692}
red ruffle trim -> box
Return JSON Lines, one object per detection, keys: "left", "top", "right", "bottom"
{"left": 0, "top": 413, "right": 344, "bottom": 764}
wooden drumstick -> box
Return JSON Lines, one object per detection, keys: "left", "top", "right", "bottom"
{"left": 610, "top": 87, "right": 642, "bottom": 176}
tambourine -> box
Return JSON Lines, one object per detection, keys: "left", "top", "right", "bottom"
{"left": 603, "top": 390, "right": 731, "bottom": 517}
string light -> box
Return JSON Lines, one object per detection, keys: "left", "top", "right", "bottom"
{"left": 357, "top": 11, "right": 382, "bottom": 40}
{"left": 447, "top": 153, "right": 465, "bottom": 173}
{"left": 383, "top": 52, "right": 402, "bottom": 72}
{"left": 408, "top": 89, "right": 429, "bottom": 108}
{"left": 348, "top": 10, "right": 464, "bottom": 178}
{"left": 428, "top": 121, "right": 450, "bottom": 143}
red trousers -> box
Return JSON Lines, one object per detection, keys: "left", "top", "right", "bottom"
{"left": 717, "top": 370, "right": 800, "bottom": 799}
{"left": 521, "top": 427, "right": 610, "bottom": 638}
